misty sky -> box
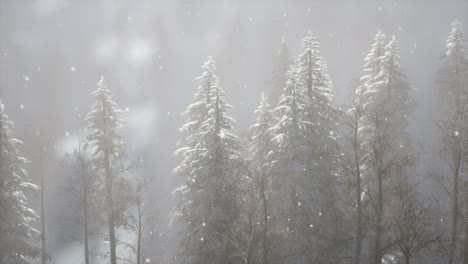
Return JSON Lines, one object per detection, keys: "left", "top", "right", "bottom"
{"left": 0, "top": 0, "right": 467, "bottom": 262}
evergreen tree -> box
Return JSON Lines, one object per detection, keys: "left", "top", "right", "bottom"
{"left": 296, "top": 31, "right": 347, "bottom": 263}
{"left": 0, "top": 102, "right": 40, "bottom": 263}
{"left": 357, "top": 33, "right": 416, "bottom": 264}
{"left": 247, "top": 93, "right": 277, "bottom": 264}
{"left": 434, "top": 20, "right": 468, "bottom": 264}
{"left": 172, "top": 58, "right": 244, "bottom": 264}
{"left": 268, "top": 62, "right": 345, "bottom": 263}
{"left": 86, "top": 77, "right": 131, "bottom": 264}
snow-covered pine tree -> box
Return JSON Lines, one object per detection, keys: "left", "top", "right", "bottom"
{"left": 295, "top": 31, "right": 346, "bottom": 263}
{"left": 86, "top": 77, "right": 131, "bottom": 264}
{"left": 295, "top": 31, "right": 342, "bottom": 194}
{"left": 350, "top": 31, "right": 388, "bottom": 264}
{"left": 247, "top": 93, "right": 277, "bottom": 264}
{"left": 0, "top": 102, "right": 40, "bottom": 263}
{"left": 172, "top": 58, "right": 244, "bottom": 264}
{"left": 269, "top": 37, "right": 292, "bottom": 105}
{"left": 434, "top": 20, "right": 468, "bottom": 264}
{"left": 358, "top": 33, "right": 416, "bottom": 264}
{"left": 174, "top": 57, "right": 218, "bottom": 180}
{"left": 267, "top": 61, "right": 343, "bottom": 263}
{"left": 343, "top": 31, "right": 389, "bottom": 264}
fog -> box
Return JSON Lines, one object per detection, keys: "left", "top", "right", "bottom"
{"left": 0, "top": 0, "right": 467, "bottom": 263}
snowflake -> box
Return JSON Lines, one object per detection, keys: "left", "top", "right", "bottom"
{"left": 70, "top": 66, "right": 76, "bottom": 72}
{"left": 200, "top": 237, "right": 204, "bottom": 241}
{"left": 23, "top": 76, "right": 30, "bottom": 82}
{"left": 20, "top": 104, "right": 25, "bottom": 109}
{"left": 145, "top": 258, "right": 151, "bottom": 263}
{"left": 65, "top": 132, "right": 70, "bottom": 137}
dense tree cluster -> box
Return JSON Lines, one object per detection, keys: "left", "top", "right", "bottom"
{"left": 0, "top": 21, "right": 467, "bottom": 264}
{"left": 172, "top": 21, "right": 467, "bottom": 264}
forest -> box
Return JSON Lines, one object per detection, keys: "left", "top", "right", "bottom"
{"left": 1, "top": 1, "right": 468, "bottom": 264}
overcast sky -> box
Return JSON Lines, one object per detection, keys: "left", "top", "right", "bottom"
{"left": 1, "top": 0, "right": 467, "bottom": 263}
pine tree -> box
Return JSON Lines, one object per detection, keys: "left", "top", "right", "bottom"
{"left": 434, "top": 20, "right": 468, "bottom": 264}
{"left": 268, "top": 62, "right": 344, "bottom": 263}
{"left": 172, "top": 58, "right": 244, "bottom": 264}
{"left": 295, "top": 31, "right": 346, "bottom": 263}
{"left": 247, "top": 93, "right": 277, "bottom": 264}
{"left": 352, "top": 31, "right": 388, "bottom": 264}
{"left": 86, "top": 77, "right": 130, "bottom": 264}
{"left": 356, "top": 33, "right": 416, "bottom": 264}
{"left": 0, "top": 102, "right": 40, "bottom": 263}
{"left": 175, "top": 57, "right": 218, "bottom": 180}
{"left": 343, "top": 31, "right": 390, "bottom": 264}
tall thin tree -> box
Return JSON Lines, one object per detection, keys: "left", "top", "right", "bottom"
{"left": 86, "top": 76, "right": 129, "bottom": 264}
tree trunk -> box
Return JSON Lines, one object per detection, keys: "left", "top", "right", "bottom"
{"left": 137, "top": 195, "right": 142, "bottom": 264}
{"left": 464, "top": 174, "right": 468, "bottom": 264}
{"left": 80, "top": 158, "right": 90, "bottom": 264}
{"left": 405, "top": 252, "right": 411, "bottom": 264}
{"left": 353, "top": 115, "right": 362, "bottom": 264}
{"left": 372, "top": 169, "right": 383, "bottom": 264}
{"left": 261, "top": 169, "right": 269, "bottom": 264}
{"left": 104, "top": 149, "right": 117, "bottom": 264}
{"left": 449, "top": 145, "right": 461, "bottom": 264}
{"left": 40, "top": 153, "right": 47, "bottom": 264}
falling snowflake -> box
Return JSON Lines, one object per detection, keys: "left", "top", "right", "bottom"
{"left": 65, "top": 132, "right": 70, "bottom": 137}
{"left": 19, "top": 104, "right": 24, "bottom": 109}
{"left": 70, "top": 66, "right": 76, "bottom": 72}
{"left": 23, "top": 76, "right": 30, "bottom": 82}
